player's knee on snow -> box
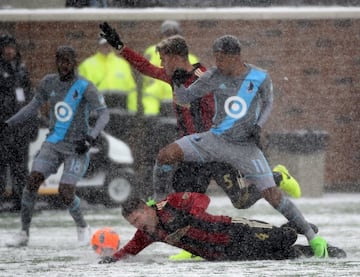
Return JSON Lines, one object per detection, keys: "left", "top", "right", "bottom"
{"left": 58, "top": 184, "right": 76, "bottom": 206}
{"left": 26, "top": 171, "right": 45, "bottom": 192}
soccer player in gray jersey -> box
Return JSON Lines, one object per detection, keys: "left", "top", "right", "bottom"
{"left": 3, "top": 45, "right": 110, "bottom": 247}
{"left": 156, "top": 35, "right": 329, "bottom": 258}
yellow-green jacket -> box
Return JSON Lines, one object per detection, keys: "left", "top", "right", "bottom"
{"left": 78, "top": 51, "right": 137, "bottom": 110}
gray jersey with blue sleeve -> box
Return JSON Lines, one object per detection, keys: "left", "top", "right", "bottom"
{"left": 34, "top": 74, "right": 107, "bottom": 143}
{"left": 174, "top": 63, "right": 273, "bottom": 143}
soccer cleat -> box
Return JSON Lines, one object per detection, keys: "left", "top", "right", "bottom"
{"left": 273, "top": 164, "right": 302, "bottom": 198}
{"left": 6, "top": 230, "right": 29, "bottom": 247}
{"left": 327, "top": 245, "right": 347, "bottom": 258}
{"left": 77, "top": 225, "right": 91, "bottom": 247}
{"left": 310, "top": 236, "right": 329, "bottom": 258}
{"left": 294, "top": 244, "right": 346, "bottom": 258}
{"left": 169, "top": 249, "right": 203, "bottom": 261}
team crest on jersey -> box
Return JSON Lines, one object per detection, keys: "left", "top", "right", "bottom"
{"left": 182, "top": 192, "right": 190, "bottom": 200}
{"left": 50, "top": 91, "right": 56, "bottom": 97}
{"left": 73, "top": 90, "right": 79, "bottom": 100}
{"left": 165, "top": 226, "right": 191, "bottom": 244}
{"left": 156, "top": 200, "right": 167, "bottom": 210}
{"left": 247, "top": 81, "right": 254, "bottom": 93}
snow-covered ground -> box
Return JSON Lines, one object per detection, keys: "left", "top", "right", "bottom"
{"left": 1, "top": 193, "right": 360, "bottom": 277}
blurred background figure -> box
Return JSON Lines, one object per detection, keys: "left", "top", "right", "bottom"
{"left": 65, "top": 0, "right": 109, "bottom": 8}
{"left": 65, "top": 0, "right": 90, "bottom": 7}
{"left": 78, "top": 37, "right": 137, "bottom": 110}
{"left": 89, "top": 0, "right": 108, "bottom": 7}
{"left": 0, "top": 33, "right": 38, "bottom": 211}
{"left": 135, "top": 20, "right": 199, "bottom": 116}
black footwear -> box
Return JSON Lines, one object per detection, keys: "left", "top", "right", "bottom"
{"left": 293, "top": 244, "right": 347, "bottom": 258}
{"left": 281, "top": 221, "right": 319, "bottom": 235}
{"left": 327, "top": 245, "right": 347, "bottom": 258}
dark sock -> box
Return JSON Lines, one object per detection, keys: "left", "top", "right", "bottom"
{"left": 21, "top": 187, "right": 37, "bottom": 235}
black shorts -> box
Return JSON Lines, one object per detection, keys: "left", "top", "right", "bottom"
{"left": 172, "top": 162, "right": 262, "bottom": 209}
{"left": 172, "top": 162, "right": 212, "bottom": 193}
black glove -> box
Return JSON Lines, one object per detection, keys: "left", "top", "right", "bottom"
{"left": 75, "top": 135, "right": 95, "bottom": 155}
{"left": 99, "top": 22, "right": 124, "bottom": 51}
{"left": 172, "top": 68, "right": 193, "bottom": 87}
{"left": 0, "top": 121, "right": 8, "bottom": 130}
{"left": 98, "top": 256, "right": 118, "bottom": 264}
{"left": 252, "top": 124, "right": 262, "bottom": 150}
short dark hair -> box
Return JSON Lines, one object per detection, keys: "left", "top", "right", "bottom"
{"left": 0, "top": 33, "right": 16, "bottom": 49}
{"left": 121, "top": 197, "right": 145, "bottom": 218}
{"left": 56, "top": 45, "right": 77, "bottom": 61}
{"left": 0, "top": 33, "right": 21, "bottom": 61}
{"left": 156, "top": 35, "right": 189, "bottom": 58}
{"left": 212, "top": 35, "right": 241, "bottom": 55}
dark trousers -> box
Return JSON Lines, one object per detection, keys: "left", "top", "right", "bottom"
{"left": 0, "top": 143, "right": 29, "bottom": 208}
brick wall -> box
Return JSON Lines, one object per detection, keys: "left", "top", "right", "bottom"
{"left": 1, "top": 18, "right": 359, "bottom": 191}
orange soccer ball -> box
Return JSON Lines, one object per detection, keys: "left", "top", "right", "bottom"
{"left": 91, "top": 227, "right": 120, "bottom": 256}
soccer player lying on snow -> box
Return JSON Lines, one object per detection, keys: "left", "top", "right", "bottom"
{"left": 99, "top": 192, "right": 346, "bottom": 263}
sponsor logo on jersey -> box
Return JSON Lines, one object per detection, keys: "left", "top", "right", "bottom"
{"left": 54, "top": 101, "right": 73, "bottom": 122}
{"left": 224, "top": 96, "right": 247, "bottom": 119}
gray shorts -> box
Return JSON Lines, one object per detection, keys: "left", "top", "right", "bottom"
{"left": 32, "top": 141, "right": 89, "bottom": 185}
{"left": 175, "top": 131, "right": 276, "bottom": 192}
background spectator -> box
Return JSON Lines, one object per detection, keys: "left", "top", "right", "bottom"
{"left": 65, "top": 0, "right": 108, "bottom": 8}
{"left": 78, "top": 37, "right": 137, "bottom": 110}
{"left": 0, "top": 33, "right": 38, "bottom": 211}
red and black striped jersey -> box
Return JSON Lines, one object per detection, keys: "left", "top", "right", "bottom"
{"left": 113, "top": 192, "right": 232, "bottom": 261}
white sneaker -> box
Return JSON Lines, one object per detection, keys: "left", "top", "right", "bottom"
{"left": 77, "top": 225, "right": 91, "bottom": 246}
{"left": 6, "top": 230, "right": 29, "bottom": 247}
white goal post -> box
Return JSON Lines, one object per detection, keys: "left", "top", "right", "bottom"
{"left": 0, "top": 6, "right": 360, "bottom": 22}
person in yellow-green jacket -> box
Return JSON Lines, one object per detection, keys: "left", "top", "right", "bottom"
{"left": 136, "top": 20, "right": 199, "bottom": 115}
{"left": 78, "top": 37, "right": 137, "bottom": 111}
